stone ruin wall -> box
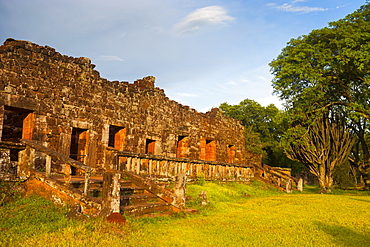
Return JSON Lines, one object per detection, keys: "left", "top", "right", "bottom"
{"left": 0, "top": 39, "right": 251, "bottom": 172}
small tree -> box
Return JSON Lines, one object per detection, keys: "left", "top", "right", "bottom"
{"left": 285, "top": 115, "right": 355, "bottom": 192}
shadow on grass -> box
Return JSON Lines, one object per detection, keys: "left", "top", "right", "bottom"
{"left": 301, "top": 185, "right": 370, "bottom": 196}
{"left": 315, "top": 222, "right": 370, "bottom": 247}
{"left": 348, "top": 198, "right": 370, "bottom": 204}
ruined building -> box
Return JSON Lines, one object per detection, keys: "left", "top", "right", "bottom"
{"left": 0, "top": 39, "right": 298, "bottom": 216}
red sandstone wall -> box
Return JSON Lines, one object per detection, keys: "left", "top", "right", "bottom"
{"left": 0, "top": 39, "right": 248, "bottom": 169}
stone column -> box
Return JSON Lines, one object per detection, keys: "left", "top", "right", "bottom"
{"left": 286, "top": 179, "right": 293, "bottom": 193}
{"left": 148, "top": 159, "right": 152, "bottom": 176}
{"left": 135, "top": 158, "right": 140, "bottom": 174}
{"left": 297, "top": 178, "right": 303, "bottom": 192}
{"left": 64, "top": 164, "right": 71, "bottom": 185}
{"left": 126, "top": 157, "right": 132, "bottom": 171}
{"left": 17, "top": 146, "right": 34, "bottom": 179}
{"left": 83, "top": 171, "right": 91, "bottom": 196}
{"left": 45, "top": 155, "right": 51, "bottom": 177}
{"left": 173, "top": 173, "right": 186, "bottom": 209}
{"left": 102, "top": 171, "right": 121, "bottom": 214}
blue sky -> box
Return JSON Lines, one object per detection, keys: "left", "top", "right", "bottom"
{"left": 0, "top": 0, "right": 366, "bottom": 112}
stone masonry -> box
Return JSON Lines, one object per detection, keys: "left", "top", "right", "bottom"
{"left": 0, "top": 39, "right": 250, "bottom": 175}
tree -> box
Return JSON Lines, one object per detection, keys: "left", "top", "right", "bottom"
{"left": 285, "top": 115, "right": 355, "bottom": 192}
{"left": 220, "top": 99, "right": 303, "bottom": 173}
{"left": 348, "top": 118, "right": 370, "bottom": 186}
{"left": 270, "top": 3, "right": 370, "bottom": 188}
{"left": 270, "top": 3, "right": 370, "bottom": 117}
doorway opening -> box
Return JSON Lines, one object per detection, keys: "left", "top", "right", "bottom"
{"left": 69, "top": 128, "right": 88, "bottom": 175}
{"left": 200, "top": 138, "right": 216, "bottom": 161}
{"left": 205, "top": 140, "right": 216, "bottom": 161}
{"left": 227, "top": 145, "right": 235, "bottom": 163}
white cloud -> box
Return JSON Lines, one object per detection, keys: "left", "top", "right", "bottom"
{"left": 98, "top": 55, "right": 124, "bottom": 62}
{"left": 174, "top": 6, "right": 235, "bottom": 34}
{"left": 226, "top": 80, "right": 238, "bottom": 85}
{"left": 268, "top": 1, "right": 328, "bottom": 14}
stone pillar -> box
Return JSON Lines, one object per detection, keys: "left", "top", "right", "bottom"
{"left": 286, "top": 179, "right": 293, "bottom": 193}
{"left": 83, "top": 171, "right": 91, "bottom": 196}
{"left": 45, "top": 155, "right": 51, "bottom": 177}
{"left": 155, "top": 160, "right": 160, "bottom": 175}
{"left": 148, "top": 159, "right": 152, "bottom": 176}
{"left": 135, "top": 158, "right": 140, "bottom": 174}
{"left": 0, "top": 149, "right": 10, "bottom": 175}
{"left": 173, "top": 173, "right": 186, "bottom": 209}
{"left": 102, "top": 171, "right": 121, "bottom": 214}
{"left": 64, "top": 164, "right": 71, "bottom": 185}
{"left": 297, "top": 178, "right": 303, "bottom": 192}
{"left": 169, "top": 161, "right": 175, "bottom": 176}
{"left": 163, "top": 160, "right": 168, "bottom": 176}
{"left": 18, "top": 146, "right": 35, "bottom": 179}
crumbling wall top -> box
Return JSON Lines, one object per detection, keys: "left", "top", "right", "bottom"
{"left": 133, "top": 76, "right": 155, "bottom": 89}
{"left": 0, "top": 38, "right": 242, "bottom": 127}
{"left": 2, "top": 38, "right": 95, "bottom": 68}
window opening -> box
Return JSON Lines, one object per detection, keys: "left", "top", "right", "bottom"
{"left": 1, "top": 106, "right": 34, "bottom": 142}
{"left": 176, "top": 136, "right": 188, "bottom": 158}
{"left": 145, "top": 139, "right": 156, "bottom": 155}
{"left": 108, "top": 125, "right": 126, "bottom": 151}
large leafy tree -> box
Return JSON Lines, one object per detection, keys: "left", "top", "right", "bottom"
{"left": 270, "top": 3, "right": 370, "bottom": 188}
{"left": 220, "top": 99, "right": 303, "bottom": 173}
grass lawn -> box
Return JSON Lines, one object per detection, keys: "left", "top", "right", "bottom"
{"left": 1, "top": 180, "right": 369, "bottom": 247}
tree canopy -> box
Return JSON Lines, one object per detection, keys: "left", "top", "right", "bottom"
{"left": 270, "top": 3, "right": 370, "bottom": 118}
{"left": 270, "top": 3, "right": 370, "bottom": 190}
{"left": 220, "top": 99, "right": 303, "bottom": 173}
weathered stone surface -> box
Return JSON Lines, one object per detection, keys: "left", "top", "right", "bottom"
{"left": 0, "top": 39, "right": 250, "bottom": 173}
{"left": 101, "top": 171, "right": 121, "bottom": 214}
{"left": 174, "top": 173, "right": 186, "bottom": 208}
{"left": 25, "top": 175, "right": 101, "bottom": 215}
{"left": 0, "top": 39, "right": 301, "bottom": 216}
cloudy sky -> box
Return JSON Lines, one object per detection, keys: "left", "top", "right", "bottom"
{"left": 0, "top": 0, "right": 365, "bottom": 112}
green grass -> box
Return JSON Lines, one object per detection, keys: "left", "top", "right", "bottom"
{"left": 1, "top": 181, "right": 369, "bottom": 246}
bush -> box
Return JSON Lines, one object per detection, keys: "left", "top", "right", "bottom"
{"left": 196, "top": 172, "right": 206, "bottom": 186}
{"left": 0, "top": 181, "right": 24, "bottom": 206}
{"left": 334, "top": 162, "right": 356, "bottom": 190}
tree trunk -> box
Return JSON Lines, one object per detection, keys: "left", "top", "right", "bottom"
{"left": 286, "top": 115, "right": 355, "bottom": 193}
{"left": 317, "top": 170, "right": 333, "bottom": 193}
